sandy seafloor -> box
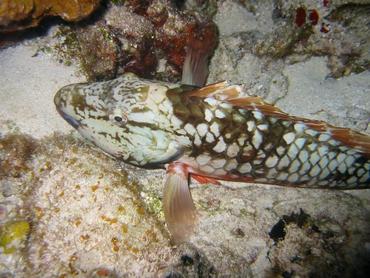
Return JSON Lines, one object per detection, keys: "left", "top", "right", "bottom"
{"left": 1, "top": 1, "right": 370, "bottom": 277}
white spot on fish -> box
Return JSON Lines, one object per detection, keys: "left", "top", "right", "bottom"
{"left": 298, "top": 150, "right": 308, "bottom": 162}
{"left": 288, "top": 144, "right": 299, "bottom": 159}
{"left": 202, "top": 165, "right": 215, "bottom": 173}
{"left": 247, "top": 121, "right": 255, "bottom": 132}
{"left": 237, "top": 134, "right": 247, "bottom": 146}
{"left": 257, "top": 124, "right": 268, "bottom": 131}
{"left": 220, "top": 102, "right": 232, "bottom": 109}
{"left": 294, "top": 123, "right": 306, "bottom": 133}
{"left": 196, "top": 154, "right": 211, "bottom": 166}
{"left": 308, "top": 143, "right": 317, "bottom": 151}
{"left": 211, "top": 159, "right": 226, "bottom": 168}
{"left": 319, "top": 157, "right": 329, "bottom": 168}
{"left": 318, "top": 146, "right": 329, "bottom": 156}
{"left": 309, "top": 165, "right": 321, "bottom": 177}
{"left": 288, "top": 173, "right": 299, "bottom": 183}
{"left": 278, "top": 155, "right": 290, "bottom": 169}
{"left": 319, "top": 133, "right": 331, "bottom": 142}
{"left": 338, "top": 162, "right": 347, "bottom": 173}
{"left": 283, "top": 132, "right": 295, "bottom": 145}
{"left": 205, "top": 109, "right": 213, "bottom": 122}
{"left": 225, "top": 159, "right": 237, "bottom": 171}
{"left": 194, "top": 134, "right": 202, "bottom": 146}
{"left": 197, "top": 123, "right": 208, "bottom": 137}
{"left": 171, "top": 115, "right": 184, "bottom": 128}
{"left": 295, "top": 138, "right": 306, "bottom": 150}
{"left": 227, "top": 143, "right": 239, "bottom": 158}
{"left": 277, "top": 172, "right": 289, "bottom": 180}
{"left": 267, "top": 168, "right": 278, "bottom": 178}
{"left": 177, "top": 136, "right": 191, "bottom": 146}
{"left": 210, "top": 122, "right": 220, "bottom": 137}
{"left": 276, "top": 146, "right": 285, "bottom": 156}
{"left": 328, "top": 160, "right": 338, "bottom": 172}
{"left": 319, "top": 168, "right": 330, "bottom": 179}
{"left": 305, "top": 129, "right": 318, "bottom": 137}
{"left": 289, "top": 160, "right": 301, "bottom": 173}
{"left": 184, "top": 123, "right": 196, "bottom": 135}
{"left": 252, "top": 130, "right": 263, "bottom": 149}
{"left": 213, "top": 137, "right": 226, "bottom": 153}
{"left": 344, "top": 156, "right": 355, "bottom": 167}
{"left": 215, "top": 109, "right": 226, "bottom": 118}
{"left": 265, "top": 156, "right": 278, "bottom": 168}
{"left": 201, "top": 131, "right": 212, "bottom": 144}
{"left": 252, "top": 111, "right": 263, "bottom": 120}
{"left": 239, "top": 162, "right": 252, "bottom": 174}
{"left": 204, "top": 97, "right": 218, "bottom": 106}
{"left": 214, "top": 169, "right": 226, "bottom": 176}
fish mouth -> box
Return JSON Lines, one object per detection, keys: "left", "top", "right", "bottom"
{"left": 57, "top": 108, "right": 81, "bottom": 129}
{"left": 54, "top": 89, "right": 81, "bottom": 129}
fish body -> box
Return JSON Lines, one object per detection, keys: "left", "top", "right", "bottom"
{"left": 55, "top": 73, "right": 370, "bottom": 240}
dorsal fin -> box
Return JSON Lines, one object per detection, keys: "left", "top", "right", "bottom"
{"left": 187, "top": 85, "right": 370, "bottom": 157}
{"left": 186, "top": 81, "right": 241, "bottom": 99}
{"left": 229, "top": 97, "right": 370, "bottom": 156}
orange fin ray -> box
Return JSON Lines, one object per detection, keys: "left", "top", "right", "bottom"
{"left": 191, "top": 174, "right": 221, "bottom": 185}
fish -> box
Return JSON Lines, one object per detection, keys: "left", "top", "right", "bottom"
{"left": 54, "top": 72, "right": 370, "bottom": 241}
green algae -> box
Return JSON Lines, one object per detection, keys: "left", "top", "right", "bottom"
{"left": 0, "top": 220, "right": 30, "bottom": 254}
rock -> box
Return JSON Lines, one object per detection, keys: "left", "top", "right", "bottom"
{"left": 0, "top": 0, "right": 100, "bottom": 32}
{"left": 52, "top": 1, "right": 218, "bottom": 82}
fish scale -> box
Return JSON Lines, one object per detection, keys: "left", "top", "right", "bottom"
{"left": 167, "top": 83, "right": 370, "bottom": 189}
{"left": 55, "top": 73, "right": 370, "bottom": 241}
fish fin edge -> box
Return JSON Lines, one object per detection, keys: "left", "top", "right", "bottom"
{"left": 163, "top": 163, "right": 198, "bottom": 243}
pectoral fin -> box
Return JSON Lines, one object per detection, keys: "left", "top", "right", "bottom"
{"left": 163, "top": 163, "right": 197, "bottom": 242}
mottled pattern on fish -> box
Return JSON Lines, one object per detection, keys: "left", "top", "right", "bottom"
{"left": 55, "top": 73, "right": 370, "bottom": 189}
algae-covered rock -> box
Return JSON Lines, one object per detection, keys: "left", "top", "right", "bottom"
{"left": 0, "top": 220, "right": 30, "bottom": 254}
{"left": 52, "top": 1, "right": 218, "bottom": 82}
{"left": 0, "top": 0, "right": 100, "bottom": 32}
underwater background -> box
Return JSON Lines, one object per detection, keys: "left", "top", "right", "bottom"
{"left": 1, "top": 0, "right": 370, "bottom": 277}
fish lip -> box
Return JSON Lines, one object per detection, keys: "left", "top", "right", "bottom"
{"left": 55, "top": 105, "right": 81, "bottom": 129}
{"left": 54, "top": 89, "right": 81, "bottom": 129}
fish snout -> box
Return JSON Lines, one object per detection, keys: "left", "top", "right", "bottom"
{"left": 54, "top": 86, "right": 81, "bottom": 129}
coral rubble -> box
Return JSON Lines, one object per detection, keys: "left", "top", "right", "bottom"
{"left": 53, "top": 0, "right": 218, "bottom": 82}
{"left": 0, "top": 0, "right": 100, "bottom": 32}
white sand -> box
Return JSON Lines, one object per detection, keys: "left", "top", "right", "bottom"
{"left": 0, "top": 43, "right": 84, "bottom": 138}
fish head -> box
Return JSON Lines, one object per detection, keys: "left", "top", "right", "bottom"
{"left": 54, "top": 73, "right": 183, "bottom": 167}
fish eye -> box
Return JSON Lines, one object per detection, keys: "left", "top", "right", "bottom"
{"left": 111, "top": 109, "right": 127, "bottom": 125}
{"left": 114, "top": 116, "right": 123, "bottom": 122}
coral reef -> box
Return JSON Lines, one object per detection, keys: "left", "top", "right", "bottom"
{"left": 0, "top": 0, "right": 100, "bottom": 32}
{"left": 52, "top": 0, "right": 218, "bottom": 82}
{"left": 1, "top": 0, "right": 370, "bottom": 277}
{"left": 208, "top": 0, "right": 370, "bottom": 132}
{"left": 0, "top": 130, "right": 369, "bottom": 276}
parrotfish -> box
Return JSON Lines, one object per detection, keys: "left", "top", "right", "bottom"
{"left": 54, "top": 73, "right": 370, "bottom": 241}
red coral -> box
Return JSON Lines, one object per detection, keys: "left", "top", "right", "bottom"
{"left": 308, "top": 10, "right": 319, "bottom": 25}
{"left": 295, "top": 7, "right": 306, "bottom": 27}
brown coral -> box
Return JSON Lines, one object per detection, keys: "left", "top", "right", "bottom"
{"left": 59, "top": 0, "right": 218, "bottom": 83}
{"left": 0, "top": 0, "right": 100, "bottom": 32}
